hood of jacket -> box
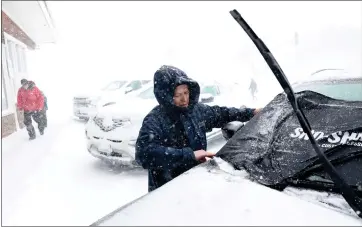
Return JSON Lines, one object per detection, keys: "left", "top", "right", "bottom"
{"left": 153, "top": 65, "right": 200, "bottom": 113}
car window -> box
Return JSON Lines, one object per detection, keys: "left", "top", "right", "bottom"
{"left": 137, "top": 86, "right": 155, "bottom": 99}
{"left": 126, "top": 80, "right": 142, "bottom": 90}
{"left": 201, "top": 85, "right": 219, "bottom": 96}
{"left": 102, "top": 81, "right": 127, "bottom": 91}
{"left": 294, "top": 80, "right": 362, "bottom": 101}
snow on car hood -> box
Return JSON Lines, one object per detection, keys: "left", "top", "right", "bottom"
{"left": 72, "top": 83, "right": 107, "bottom": 98}
{"left": 95, "top": 97, "right": 157, "bottom": 121}
{"left": 292, "top": 69, "right": 362, "bottom": 86}
{"left": 94, "top": 158, "right": 362, "bottom": 226}
{"left": 199, "top": 93, "right": 213, "bottom": 100}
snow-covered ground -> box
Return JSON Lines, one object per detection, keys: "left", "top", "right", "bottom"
{"left": 1, "top": 107, "right": 226, "bottom": 226}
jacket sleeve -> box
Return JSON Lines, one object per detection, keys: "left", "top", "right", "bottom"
{"left": 17, "top": 89, "right": 23, "bottom": 109}
{"left": 135, "top": 113, "right": 198, "bottom": 171}
{"left": 34, "top": 87, "right": 44, "bottom": 110}
{"left": 202, "top": 104, "right": 256, "bottom": 129}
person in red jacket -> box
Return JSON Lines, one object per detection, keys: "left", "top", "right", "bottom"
{"left": 17, "top": 79, "right": 46, "bottom": 140}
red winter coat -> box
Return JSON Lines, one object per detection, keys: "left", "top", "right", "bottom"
{"left": 17, "top": 85, "right": 44, "bottom": 111}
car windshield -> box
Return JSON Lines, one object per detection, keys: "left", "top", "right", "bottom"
{"left": 294, "top": 79, "right": 362, "bottom": 101}
{"left": 126, "top": 80, "right": 142, "bottom": 90}
{"left": 201, "top": 85, "right": 218, "bottom": 96}
{"left": 102, "top": 81, "right": 127, "bottom": 91}
{"left": 137, "top": 86, "right": 155, "bottom": 99}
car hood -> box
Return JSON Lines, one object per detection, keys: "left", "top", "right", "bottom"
{"left": 73, "top": 86, "right": 104, "bottom": 99}
{"left": 93, "top": 158, "right": 361, "bottom": 226}
{"left": 199, "top": 93, "right": 213, "bottom": 100}
{"left": 95, "top": 98, "right": 158, "bottom": 121}
{"left": 74, "top": 88, "right": 140, "bottom": 101}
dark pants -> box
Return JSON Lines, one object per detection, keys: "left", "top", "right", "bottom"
{"left": 43, "top": 109, "right": 48, "bottom": 128}
{"left": 24, "top": 111, "right": 46, "bottom": 138}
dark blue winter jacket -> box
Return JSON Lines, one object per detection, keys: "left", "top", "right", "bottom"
{"left": 135, "top": 65, "right": 256, "bottom": 192}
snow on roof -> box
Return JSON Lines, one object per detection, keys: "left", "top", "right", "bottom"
{"left": 292, "top": 68, "right": 362, "bottom": 86}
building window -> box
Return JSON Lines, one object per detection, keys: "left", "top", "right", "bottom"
{"left": 5, "top": 39, "right": 27, "bottom": 74}
{"left": 6, "top": 40, "right": 16, "bottom": 75}
{"left": 2, "top": 71, "right": 9, "bottom": 111}
{"left": 16, "top": 44, "right": 27, "bottom": 73}
{"left": 2, "top": 42, "right": 9, "bottom": 111}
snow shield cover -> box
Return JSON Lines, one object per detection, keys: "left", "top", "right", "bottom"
{"left": 216, "top": 91, "right": 362, "bottom": 190}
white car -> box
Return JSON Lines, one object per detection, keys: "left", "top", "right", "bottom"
{"left": 85, "top": 81, "right": 246, "bottom": 166}
{"left": 73, "top": 80, "right": 151, "bottom": 120}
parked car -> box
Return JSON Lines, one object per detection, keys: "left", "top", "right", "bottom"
{"left": 91, "top": 10, "right": 362, "bottom": 226}
{"left": 73, "top": 80, "right": 151, "bottom": 120}
{"left": 85, "top": 81, "right": 246, "bottom": 166}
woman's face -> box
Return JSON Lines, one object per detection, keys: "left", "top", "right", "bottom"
{"left": 173, "top": 84, "right": 190, "bottom": 108}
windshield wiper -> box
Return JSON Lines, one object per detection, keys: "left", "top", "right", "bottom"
{"left": 229, "top": 9, "right": 362, "bottom": 218}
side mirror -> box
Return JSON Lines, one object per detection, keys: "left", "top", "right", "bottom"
{"left": 221, "top": 121, "right": 245, "bottom": 140}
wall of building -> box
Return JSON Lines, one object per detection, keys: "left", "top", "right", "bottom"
{"left": 1, "top": 11, "right": 32, "bottom": 138}
{"left": 1, "top": 113, "right": 17, "bottom": 138}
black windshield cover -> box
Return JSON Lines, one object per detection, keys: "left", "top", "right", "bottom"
{"left": 217, "top": 91, "right": 362, "bottom": 190}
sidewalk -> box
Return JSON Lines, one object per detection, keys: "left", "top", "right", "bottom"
{"left": 1, "top": 111, "right": 72, "bottom": 224}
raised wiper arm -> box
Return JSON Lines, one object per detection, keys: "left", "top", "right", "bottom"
{"left": 229, "top": 9, "right": 361, "bottom": 218}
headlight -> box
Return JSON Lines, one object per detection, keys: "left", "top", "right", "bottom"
{"left": 88, "top": 96, "right": 101, "bottom": 106}
{"left": 112, "top": 118, "right": 131, "bottom": 127}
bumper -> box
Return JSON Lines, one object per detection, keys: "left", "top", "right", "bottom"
{"left": 86, "top": 137, "right": 138, "bottom": 166}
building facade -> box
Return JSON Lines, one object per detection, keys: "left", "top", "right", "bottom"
{"left": 1, "top": 1, "right": 56, "bottom": 138}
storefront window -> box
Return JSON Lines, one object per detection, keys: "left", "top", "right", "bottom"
{"left": 2, "top": 72, "right": 9, "bottom": 111}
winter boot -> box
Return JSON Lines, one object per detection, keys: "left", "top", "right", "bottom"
{"left": 39, "top": 126, "right": 45, "bottom": 135}
{"left": 27, "top": 125, "right": 36, "bottom": 140}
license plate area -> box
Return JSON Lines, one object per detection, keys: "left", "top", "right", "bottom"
{"left": 98, "top": 144, "right": 112, "bottom": 155}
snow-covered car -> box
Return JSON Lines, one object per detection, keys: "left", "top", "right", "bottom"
{"left": 85, "top": 82, "right": 244, "bottom": 166}
{"left": 73, "top": 80, "right": 151, "bottom": 120}
{"left": 91, "top": 10, "right": 362, "bottom": 225}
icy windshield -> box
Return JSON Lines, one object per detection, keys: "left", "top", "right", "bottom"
{"left": 294, "top": 79, "right": 362, "bottom": 101}
{"left": 126, "top": 80, "right": 142, "bottom": 90}
{"left": 137, "top": 86, "right": 155, "bottom": 99}
{"left": 201, "top": 85, "right": 219, "bottom": 96}
{"left": 102, "top": 81, "right": 127, "bottom": 91}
